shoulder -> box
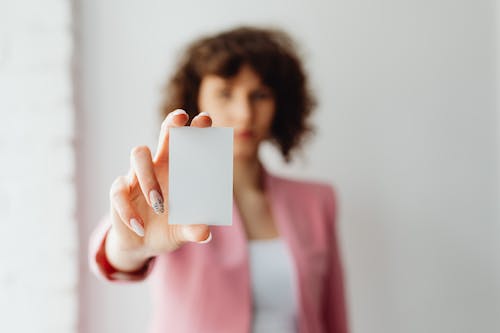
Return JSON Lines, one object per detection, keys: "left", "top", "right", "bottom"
{"left": 268, "top": 170, "right": 337, "bottom": 218}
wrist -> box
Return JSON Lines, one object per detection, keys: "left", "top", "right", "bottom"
{"left": 105, "top": 226, "right": 152, "bottom": 273}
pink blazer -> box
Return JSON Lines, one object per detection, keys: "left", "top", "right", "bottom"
{"left": 89, "top": 166, "right": 350, "bottom": 333}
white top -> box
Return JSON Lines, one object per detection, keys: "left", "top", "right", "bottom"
{"left": 248, "top": 237, "right": 299, "bottom": 333}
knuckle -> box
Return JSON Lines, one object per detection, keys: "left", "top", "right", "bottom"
{"left": 130, "top": 145, "right": 151, "bottom": 159}
{"left": 109, "top": 176, "right": 127, "bottom": 201}
{"left": 143, "top": 178, "right": 157, "bottom": 191}
{"left": 171, "top": 226, "right": 185, "bottom": 246}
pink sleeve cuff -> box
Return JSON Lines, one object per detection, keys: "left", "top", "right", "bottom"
{"left": 88, "top": 215, "right": 156, "bottom": 282}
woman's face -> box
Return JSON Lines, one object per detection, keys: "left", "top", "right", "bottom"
{"left": 197, "top": 64, "right": 276, "bottom": 161}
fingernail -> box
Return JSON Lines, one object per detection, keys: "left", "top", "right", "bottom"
{"left": 169, "top": 109, "right": 187, "bottom": 118}
{"left": 197, "top": 232, "right": 212, "bottom": 244}
{"left": 149, "top": 189, "right": 164, "bottom": 214}
{"left": 162, "top": 109, "right": 187, "bottom": 129}
{"left": 197, "top": 111, "right": 210, "bottom": 118}
{"left": 130, "top": 218, "right": 145, "bottom": 237}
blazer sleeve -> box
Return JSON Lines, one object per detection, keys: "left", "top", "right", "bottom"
{"left": 322, "top": 185, "right": 350, "bottom": 333}
{"left": 88, "top": 213, "right": 156, "bottom": 283}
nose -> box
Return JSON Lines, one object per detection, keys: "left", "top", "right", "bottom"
{"left": 233, "top": 95, "right": 253, "bottom": 124}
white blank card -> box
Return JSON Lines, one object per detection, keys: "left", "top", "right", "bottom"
{"left": 168, "top": 127, "right": 233, "bottom": 225}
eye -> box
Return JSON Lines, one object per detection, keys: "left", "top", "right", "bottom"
{"left": 251, "top": 90, "right": 272, "bottom": 101}
{"left": 217, "top": 88, "right": 231, "bottom": 99}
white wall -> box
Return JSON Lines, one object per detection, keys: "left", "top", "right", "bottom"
{"left": 77, "top": 1, "right": 500, "bottom": 332}
{"left": 0, "top": 0, "right": 78, "bottom": 332}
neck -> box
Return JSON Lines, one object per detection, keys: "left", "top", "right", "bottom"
{"left": 233, "top": 157, "right": 264, "bottom": 195}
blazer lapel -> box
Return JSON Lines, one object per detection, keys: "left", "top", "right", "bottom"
{"left": 263, "top": 166, "right": 322, "bottom": 333}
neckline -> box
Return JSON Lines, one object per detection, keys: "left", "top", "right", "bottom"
{"left": 248, "top": 237, "right": 282, "bottom": 244}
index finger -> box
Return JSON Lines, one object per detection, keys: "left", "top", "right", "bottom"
{"left": 153, "top": 109, "right": 189, "bottom": 163}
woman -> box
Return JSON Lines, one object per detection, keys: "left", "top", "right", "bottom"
{"left": 89, "top": 26, "right": 349, "bottom": 333}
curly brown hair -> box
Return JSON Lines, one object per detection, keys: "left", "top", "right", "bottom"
{"left": 160, "top": 25, "right": 317, "bottom": 163}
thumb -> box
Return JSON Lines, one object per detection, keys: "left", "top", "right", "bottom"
{"left": 180, "top": 225, "right": 212, "bottom": 244}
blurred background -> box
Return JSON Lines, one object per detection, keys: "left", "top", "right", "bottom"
{"left": 1, "top": 0, "right": 499, "bottom": 332}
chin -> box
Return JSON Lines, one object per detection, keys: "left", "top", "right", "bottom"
{"left": 233, "top": 148, "right": 258, "bottom": 161}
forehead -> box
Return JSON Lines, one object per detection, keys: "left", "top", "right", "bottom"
{"left": 203, "top": 64, "right": 265, "bottom": 87}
